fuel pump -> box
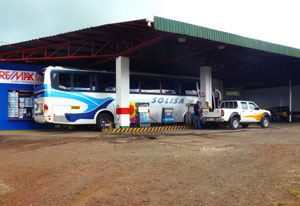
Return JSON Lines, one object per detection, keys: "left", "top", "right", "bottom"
{"left": 136, "top": 103, "right": 150, "bottom": 127}
{"left": 162, "top": 108, "right": 174, "bottom": 125}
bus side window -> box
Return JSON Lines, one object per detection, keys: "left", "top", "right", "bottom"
{"left": 97, "top": 74, "right": 116, "bottom": 92}
{"left": 140, "top": 78, "right": 160, "bottom": 94}
{"left": 130, "top": 76, "right": 139, "bottom": 93}
{"left": 73, "top": 73, "right": 90, "bottom": 91}
{"left": 52, "top": 72, "right": 59, "bottom": 89}
{"left": 180, "top": 80, "right": 197, "bottom": 95}
{"left": 58, "top": 73, "right": 71, "bottom": 90}
{"left": 96, "top": 75, "right": 103, "bottom": 92}
{"left": 161, "top": 79, "right": 179, "bottom": 95}
{"left": 91, "top": 75, "right": 97, "bottom": 91}
{"left": 104, "top": 74, "right": 116, "bottom": 92}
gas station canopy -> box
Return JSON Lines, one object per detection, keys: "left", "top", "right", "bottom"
{"left": 0, "top": 16, "right": 299, "bottom": 89}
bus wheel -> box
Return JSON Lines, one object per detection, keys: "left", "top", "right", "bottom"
{"left": 96, "top": 113, "right": 113, "bottom": 131}
{"left": 184, "top": 113, "right": 192, "bottom": 126}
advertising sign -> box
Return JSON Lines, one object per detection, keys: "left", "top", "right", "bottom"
{"left": 0, "top": 69, "right": 42, "bottom": 85}
{"left": 226, "top": 91, "right": 240, "bottom": 96}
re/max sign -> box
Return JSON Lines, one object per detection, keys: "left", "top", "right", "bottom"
{"left": 0, "top": 69, "right": 40, "bottom": 84}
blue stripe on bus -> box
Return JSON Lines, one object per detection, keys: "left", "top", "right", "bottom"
{"left": 37, "top": 88, "right": 113, "bottom": 112}
{"left": 47, "top": 90, "right": 99, "bottom": 111}
{"left": 65, "top": 99, "right": 114, "bottom": 122}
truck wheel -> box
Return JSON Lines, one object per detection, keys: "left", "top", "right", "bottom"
{"left": 230, "top": 117, "right": 240, "bottom": 130}
{"left": 241, "top": 124, "right": 249, "bottom": 128}
{"left": 261, "top": 116, "right": 270, "bottom": 128}
{"left": 96, "top": 113, "right": 113, "bottom": 131}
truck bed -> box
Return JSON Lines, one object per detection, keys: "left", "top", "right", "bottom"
{"left": 202, "top": 109, "right": 222, "bottom": 118}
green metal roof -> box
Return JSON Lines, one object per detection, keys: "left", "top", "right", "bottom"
{"left": 154, "top": 16, "right": 300, "bottom": 59}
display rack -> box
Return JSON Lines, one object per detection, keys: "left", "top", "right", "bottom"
{"left": 8, "top": 90, "right": 34, "bottom": 120}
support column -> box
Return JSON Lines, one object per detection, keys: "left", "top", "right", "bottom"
{"left": 116, "top": 56, "right": 130, "bottom": 128}
{"left": 200, "top": 66, "right": 212, "bottom": 107}
{"left": 289, "top": 80, "right": 292, "bottom": 123}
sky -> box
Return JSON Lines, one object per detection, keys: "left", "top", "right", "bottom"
{"left": 0, "top": 0, "right": 299, "bottom": 49}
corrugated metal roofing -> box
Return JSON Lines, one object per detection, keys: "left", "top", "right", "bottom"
{"left": 0, "top": 16, "right": 299, "bottom": 88}
{"left": 154, "top": 16, "right": 300, "bottom": 59}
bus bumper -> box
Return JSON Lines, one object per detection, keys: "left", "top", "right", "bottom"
{"left": 34, "top": 115, "right": 47, "bottom": 123}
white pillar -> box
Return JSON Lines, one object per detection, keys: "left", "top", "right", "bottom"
{"left": 289, "top": 80, "right": 292, "bottom": 123}
{"left": 200, "top": 66, "right": 212, "bottom": 107}
{"left": 116, "top": 56, "right": 130, "bottom": 128}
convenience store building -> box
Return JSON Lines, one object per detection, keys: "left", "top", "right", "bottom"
{"left": 0, "top": 63, "right": 50, "bottom": 130}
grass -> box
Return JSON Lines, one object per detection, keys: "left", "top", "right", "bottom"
{"left": 290, "top": 190, "right": 300, "bottom": 197}
{"left": 275, "top": 201, "right": 288, "bottom": 206}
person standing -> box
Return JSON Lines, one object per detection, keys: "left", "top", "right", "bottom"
{"left": 206, "top": 101, "right": 211, "bottom": 109}
{"left": 193, "top": 101, "right": 202, "bottom": 129}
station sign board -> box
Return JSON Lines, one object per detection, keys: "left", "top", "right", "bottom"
{"left": 226, "top": 91, "right": 240, "bottom": 96}
{"left": 0, "top": 69, "right": 43, "bottom": 85}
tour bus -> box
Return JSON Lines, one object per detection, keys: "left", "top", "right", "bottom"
{"left": 34, "top": 66, "right": 199, "bottom": 130}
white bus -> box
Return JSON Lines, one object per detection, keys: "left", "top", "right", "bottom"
{"left": 34, "top": 66, "right": 199, "bottom": 130}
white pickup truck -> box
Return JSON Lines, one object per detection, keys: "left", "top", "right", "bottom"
{"left": 202, "top": 100, "right": 271, "bottom": 129}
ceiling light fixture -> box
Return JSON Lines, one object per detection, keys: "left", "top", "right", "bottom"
{"left": 177, "top": 37, "right": 186, "bottom": 43}
{"left": 218, "top": 45, "right": 226, "bottom": 50}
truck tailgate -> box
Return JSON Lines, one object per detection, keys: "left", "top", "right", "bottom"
{"left": 202, "top": 109, "right": 222, "bottom": 118}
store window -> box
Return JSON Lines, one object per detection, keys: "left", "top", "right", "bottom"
{"left": 8, "top": 90, "right": 34, "bottom": 119}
